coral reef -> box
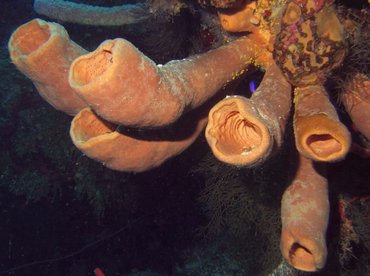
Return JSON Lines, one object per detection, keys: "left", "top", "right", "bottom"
{"left": 2, "top": 0, "right": 370, "bottom": 274}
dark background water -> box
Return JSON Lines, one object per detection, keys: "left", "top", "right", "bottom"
{"left": 0, "top": 0, "right": 369, "bottom": 275}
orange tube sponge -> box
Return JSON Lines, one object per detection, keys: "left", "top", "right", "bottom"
{"left": 280, "top": 154, "right": 329, "bottom": 272}
{"left": 205, "top": 62, "right": 291, "bottom": 166}
{"left": 218, "top": 1, "right": 258, "bottom": 33}
{"left": 293, "top": 85, "right": 351, "bottom": 162}
{"left": 341, "top": 73, "right": 370, "bottom": 141}
{"left": 8, "top": 18, "right": 87, "bottom": 115}
{"left": 68, "top": 36, "right": 258, "bottom": 128}
{"left": 70, "top": 108, "right": 207, "bottom": 172}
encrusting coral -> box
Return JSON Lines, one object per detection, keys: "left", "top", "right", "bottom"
{"left": 273, "top": 0, "right": 346, "bottom": 87}
{"left": 8, "top": 0, "right": 369, "bottom": 273}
